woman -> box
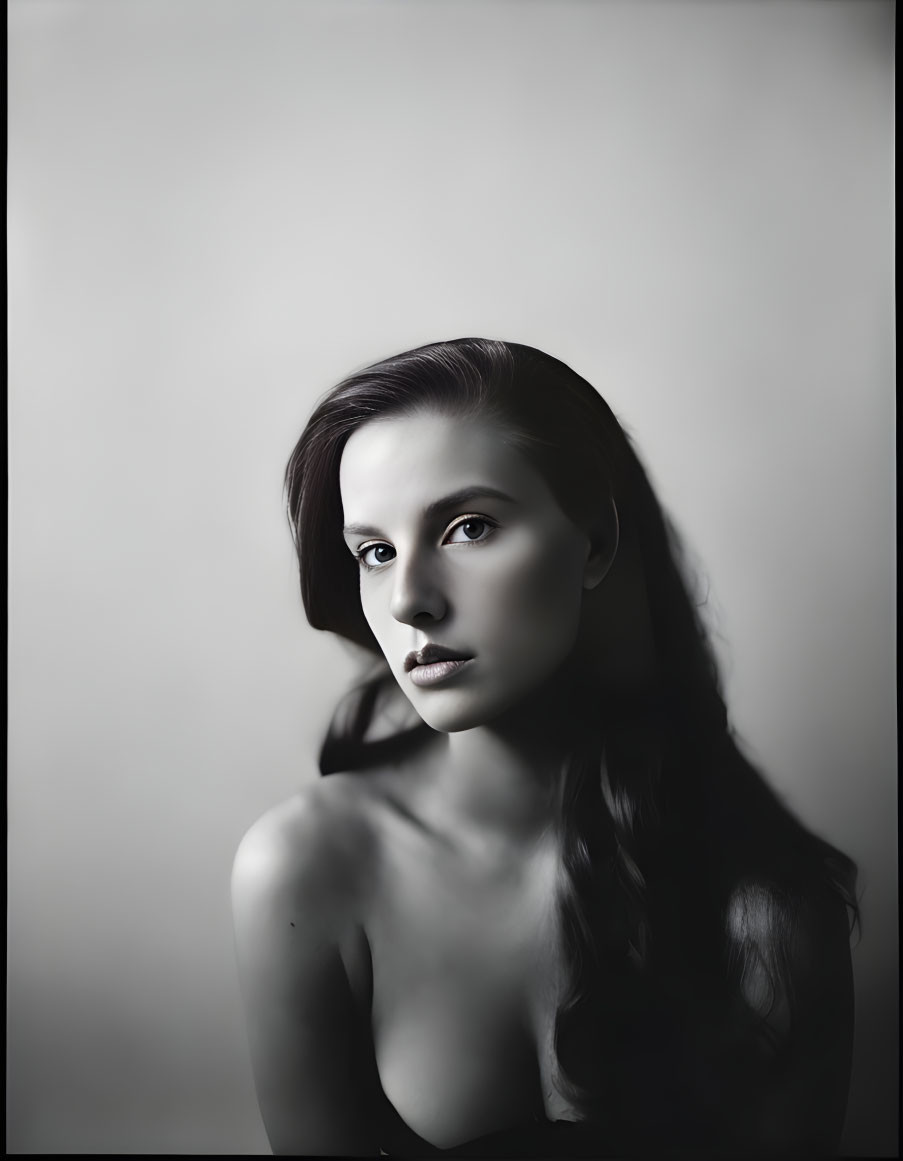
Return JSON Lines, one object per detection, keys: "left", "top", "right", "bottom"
{"left": 232, "top": 339, "right": 858, "bottom": 1157}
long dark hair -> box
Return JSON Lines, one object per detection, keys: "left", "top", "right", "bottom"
{"left": 284, "top": 338, "right": 859, "bottom": 1144}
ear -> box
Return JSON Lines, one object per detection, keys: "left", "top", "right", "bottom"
{"left": 582, "top": 498, "right": 620, "bottom": 590}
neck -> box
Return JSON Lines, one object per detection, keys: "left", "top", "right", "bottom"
{"left": 423, "top": 673, "right": 588, "bottom": 845}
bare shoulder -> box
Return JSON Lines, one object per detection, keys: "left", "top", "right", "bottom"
{"left": 231, "top": 774, "right": 382, "bottom": 942}
{"left": 231, "top": 775, "right": 387, "bottom": 1155}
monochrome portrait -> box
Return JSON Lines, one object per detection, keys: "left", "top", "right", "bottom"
{"left": 7, "top": 1, "right": 896, "bottom": 1155}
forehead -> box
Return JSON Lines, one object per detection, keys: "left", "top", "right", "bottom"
{"left": 339, "top": 411, "right": 552, "bottom": 524}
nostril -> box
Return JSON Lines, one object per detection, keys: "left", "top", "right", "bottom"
{"left": 390, "top": 589, "right": 447, "bottom": 626}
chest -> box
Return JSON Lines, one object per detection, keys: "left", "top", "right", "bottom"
{"left": 365, "top": 826, "right": 577, "bottom": 1144}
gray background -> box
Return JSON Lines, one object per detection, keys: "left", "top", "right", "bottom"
{"left": 7, "top": 0, "right": 896, "bottom": 1154}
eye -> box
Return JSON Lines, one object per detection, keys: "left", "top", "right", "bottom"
{"left": 356, "top": 542, "right": 396, "bottom": 570}
{"left": 354, "top": 515, "right": 496, "bottom": 571}
{"left": 443, "top": 515, "right": 496, "bottom": 545}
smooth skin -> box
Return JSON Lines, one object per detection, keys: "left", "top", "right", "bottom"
{"left": 232, "top": 413, "right": 854, "bottom": 1155}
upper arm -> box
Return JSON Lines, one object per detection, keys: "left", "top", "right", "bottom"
{"left": 725, "top": 880, "right": 855, "bottom": 1154}
{"left": 231, "top": 788, "right": 377, "bottom": 1156}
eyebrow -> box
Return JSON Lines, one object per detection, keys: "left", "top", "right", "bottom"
{"left": 342, "top": 486, "right": 518, "bottom": 539}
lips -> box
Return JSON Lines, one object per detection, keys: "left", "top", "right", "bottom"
{"left": 404, "top": 643, "right": 473, "bottom": 672}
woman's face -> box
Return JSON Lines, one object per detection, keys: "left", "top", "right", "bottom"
{"left": 339, "top": 410, "right": 607, "bottom": 734}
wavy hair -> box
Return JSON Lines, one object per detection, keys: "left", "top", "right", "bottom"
{"left": 284, "top": 338, "right": 859, "bottom": 1142}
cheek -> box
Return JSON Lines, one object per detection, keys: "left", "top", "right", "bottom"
{"left": 476, "top": 533, "right": 585, "bottom": 655}
{"left": 359, "top": 584, "right": 391, "bottom": 645}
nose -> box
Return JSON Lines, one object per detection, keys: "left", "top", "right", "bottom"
{"left": 389, "top": 550, "right": 447, "bottom": 626}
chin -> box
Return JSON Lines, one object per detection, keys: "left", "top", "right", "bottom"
{"left": 404, "top": 687, "right": 532, "bottom": 735}
{"left": 410, "top": 705, "right": 488, "bottom": 734}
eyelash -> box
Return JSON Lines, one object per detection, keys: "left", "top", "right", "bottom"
{"left": 353, "top": 514, "right": 498, "bottom": 572}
